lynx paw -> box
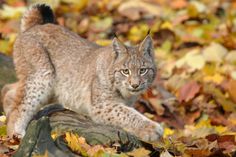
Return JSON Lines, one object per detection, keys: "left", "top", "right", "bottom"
{"left": 138, "top": 121, "right": 163, "bottom": 142}
{"left": 7, "top": 115, "right": 26, "bottom": 138}
{"left": 7, "top": 123, "right": 26, "bottom": 138}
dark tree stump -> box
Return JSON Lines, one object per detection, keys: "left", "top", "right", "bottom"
{"left": 14, "top": 104, "right": 142, "bottom": 157}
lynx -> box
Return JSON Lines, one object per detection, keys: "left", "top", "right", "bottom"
{"left": 1, "top": 4, "right": 163, "bottom": 141}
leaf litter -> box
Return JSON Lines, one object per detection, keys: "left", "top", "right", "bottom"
{"left": 0, "top": 0, "right": 236, "bottom": 156}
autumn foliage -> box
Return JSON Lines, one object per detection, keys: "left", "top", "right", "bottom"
{"left": 0, "top": 0, "right": 236, "bottom": 156}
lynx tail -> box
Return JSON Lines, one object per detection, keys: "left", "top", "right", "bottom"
{"left": 21, "top": 4, "right": 54, "bottom": 32}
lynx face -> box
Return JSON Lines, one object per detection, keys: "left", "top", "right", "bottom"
{"left": 111, "top": 35, "right": 157, "bottom": 97}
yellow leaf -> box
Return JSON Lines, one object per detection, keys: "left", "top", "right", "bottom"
{"left": 61, "top": 0, "right": 88, "bottom": 11}
{"left": 128, "top": 24, "right": 149, "bottom": 42}
{"left": 33, "top": 151, "right": 48, "bottom": 157}
{"left": 195, "top": 118, "right": 211, "bottom": 128}
{"left": 225, "top": 50, "right": 236, "bottom": 63}
{"left": 0, "top": 5, "right": 26, "bottom": 19}
{"left": 231, "top": 71, "right": 236, "bottom": 80}
{"left": 214, "top": 126, "right": 227, "bottom": 134}
{"left": 96, "top": 39, "right": 112, "bottom": 46}
{"left": 203, "top": 63, "right": 216, "bottom": 76}
{"left": 51, "top": 132, "right": 58, "bottom": 140}
{"left": 161, "top": 21, "right": 173, "bottom": 30}
{"left": 204, "top": 73, "right": 224, "bottom": 84}
{"left": 175, "top": 48, "right": 205, "bottom": 71}
{"left": 202, "top": 42, "right": 228, "bottom": 63}
{"left": 126, "top": 148, "right": 151, "bottom": 157}
{"left": 29, "top": 0, "right": 60, "bottom": 9}
{"left": 0, "top": 40, "right": 12, "bottom": 54}
{"left": 65, "top": 132, "right": 89, "bottom": 156}
{"left": 0, "top": 115, "right": 6, "bottom": 123}
{"left": 163, "top": 127, "right": 175, "bottom": 138}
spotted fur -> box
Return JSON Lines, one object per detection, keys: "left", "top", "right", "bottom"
{"left": 2, "top": 4, "right": 163, "bottom": 141}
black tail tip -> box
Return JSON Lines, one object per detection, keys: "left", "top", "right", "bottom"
{"left": 34, "top": 3, "right": 55, "bottom": 24}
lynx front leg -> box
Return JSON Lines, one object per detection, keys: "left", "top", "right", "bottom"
{"left": 91, "top": 103, "right": 163, "bottom": 142}
{"left": 7, "top": 70, "right": 54, "bottom": 137}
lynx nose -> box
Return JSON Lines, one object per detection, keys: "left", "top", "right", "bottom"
{"left": 131, "top": 84, "right": 139, "bottom": 89}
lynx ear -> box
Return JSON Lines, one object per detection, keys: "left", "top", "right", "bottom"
{"left": 139, "top": 35, "right": 154, "bottom": 57}
{"left": 112, "top": 37, "right": 127, "bottom": 59}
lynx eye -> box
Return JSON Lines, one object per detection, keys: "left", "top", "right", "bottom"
{"left": 139, "top": 68, "right": 148, "bottom": 75}
{"left": 121, "top": 69, "right": 130, "bottom": 76}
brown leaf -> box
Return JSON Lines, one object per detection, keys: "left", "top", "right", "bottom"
{"left": 227, "top": 79, "right": 236, "bottom": 103}
{"left": 178, "top": 81, "right": 201, "bottom": 103}
{"left": 206, "top": 134, "right": 236, "bottom": 154}
{"left": 217, "top": 135, "right": 236, "bottom": 154}
{"left": 203, "top": 84, "right": 236, "bottom": 112}
{"left": 118, "top": 1, "right": 161, "bottom": 20}
{"left": 184, "top": 148, "right": 211, "bottom": 157}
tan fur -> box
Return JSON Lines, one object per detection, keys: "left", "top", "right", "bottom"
{"left": 21, "top": 8, "right": 42, "bottom": 32}
{"left": 1, "top": 4, "right": 163, "bottom": 141}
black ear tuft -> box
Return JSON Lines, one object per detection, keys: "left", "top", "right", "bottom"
{"left": 147, "top": 29, "right": 151, "bottom": 36}
{"left": 139, "top": 35, "right": 153, "bottom": 57}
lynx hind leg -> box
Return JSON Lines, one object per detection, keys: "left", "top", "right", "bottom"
{"left": 7, "top": 70, "right": 54, "bottom": 137}
{"left": 6, "top": 39, "right": 56, "bottom": 137}
{"left": 1, "top": 82, "right": 19, "bottom": 117}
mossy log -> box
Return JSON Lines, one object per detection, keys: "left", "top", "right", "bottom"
{"left": 14, "top": 104, "right": 143, "bottom": 157}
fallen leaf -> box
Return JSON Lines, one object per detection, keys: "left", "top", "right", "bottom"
{"left": 203, "top": 84, "right": 236, "bottom": 112}
{"left": 33, "top": 150, "right": 48, "bottom": 157}
{"left": 170, "top": 0, "right": 188, "bottom": 9}
{"left": 227, "top": 79, "right": 236, "bottom": 103}
{"left": 175, "top": 49, "right": 205, "bottom": 71}
{"left": 202, "top": 42, "right": 228, "bottom": 63}
{"left": 178, "top": 81, "right": 201, "bottom": 103}
{"left": 231, "top": 71, "right": 236, "bottom": 80}
{"left": 126, "top": 148, "right": 151, "bottom": 157}
{"left": 61, "top": 0, "right": 88, "bottom": 11}
{"left": 149, "top": 98, "right": 165, "bottom": 116}
{"left": 160, "top": 150, "right": 173, "bottom": 157}
{"left": 28, "top": 0, "right": 60, "bottom": 9}
{"left": 65, "top": 132, "right": 89, "bottom": 156}
{"left": 118, "top": 0, "right": 161, "bottom": 20}
{"left": 90, "top": 16, "right": 113, "bottom": 32}
{"left": 0, "top": 5, "right": 26, "bottom": 19}
{"left": 204, "top": 73, "right": 224, "bottom": 84}
{"left": 225, "top": 50, "right": 236, "bottom": 63}
{"left": 163, "top": 128, "right": 175, "bottom": 138}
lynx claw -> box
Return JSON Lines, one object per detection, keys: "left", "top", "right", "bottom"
{"left": 12, "top": 133, "right": 23, "bottom": 140}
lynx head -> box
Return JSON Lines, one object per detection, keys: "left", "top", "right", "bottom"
{"left": 111, "top": 35, "right": 157, "bottom": 98}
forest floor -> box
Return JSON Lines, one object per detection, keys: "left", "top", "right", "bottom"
{"left": 0, "top": 0, "right": 236, "bottom": 156}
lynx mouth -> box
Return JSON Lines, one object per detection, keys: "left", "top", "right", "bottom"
{"left": 128, "top": 88, "right": 144, "bottom": 93}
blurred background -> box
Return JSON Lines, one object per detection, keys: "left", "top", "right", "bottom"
{"left": 0, "top": 0, "right": 236, "bottom": 155}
